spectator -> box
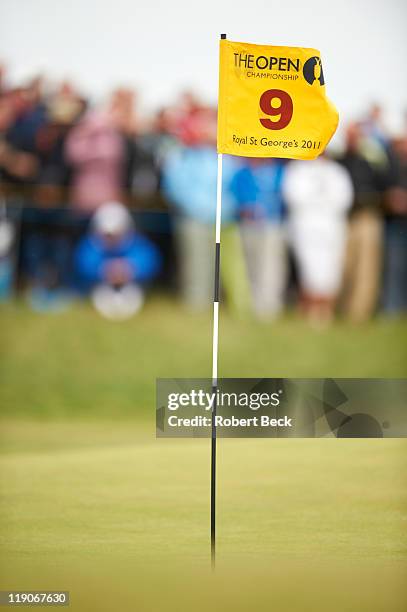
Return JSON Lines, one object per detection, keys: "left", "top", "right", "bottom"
{"left": 283, "top": 155, "right": 353, "bottom": 325}
{"left": 338, "top": 122, "right": 386, "bottom": 322}
{"left": 6, "top": 78, "right": 46, "bottom": 157}
{"left": 0, "top": 86, "right": 41, "bottom": 190}
{"left": 1, "top": 63, "right": 406, "bottom": 321}
{"left": 109, "top": 87, "right": 139, "bottom": 136}
{"left": 162, "top": 107, "right": 251, "bottom": 315}
{"left": 145, "top": 107, "right": 180, "bottom": 163}
{"left": 231, "top": 158, "right": 287, "bottom": 319}
{"left": 361, "top": 103, "right": 390, "bottom": 152}
{"left": 65, "top": 110, "right": 126, "bottom": 212}
{"left": 22, "top": 224, "right": 73, "bottom": 312}
{"left": 382, "top": 135, "right": 407, "bottom": 314}
{"left": 74, "top": 201, "right": 161, "bottom": 318}
{"left": 34, "top": 81, "right": 85, "bottom": 206}
{"left": 0, "top": 94, "right": 16, "bottom": 188}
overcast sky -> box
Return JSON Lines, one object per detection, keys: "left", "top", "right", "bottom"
{"left": 1, "top": 0, "right": 406, "bottom": 135}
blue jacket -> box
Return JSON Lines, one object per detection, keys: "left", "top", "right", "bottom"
{"left": 162, "top": 145, "right": 239, "bottom": 224}
{"left": 230, "top": 161, "right": 285, "bottom": 222}
{"left": 75, "top": 232, "right": 162, "bottom": 290}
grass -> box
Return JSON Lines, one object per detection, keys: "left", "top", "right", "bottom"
{"left": 0, "top": 299, "right": 406, "bottom": 610}
{"left": 0, "top": 423, "right": 406, "bottom": 611}
{"left": 0, "top": 297, "right": 406, "bottom": 418}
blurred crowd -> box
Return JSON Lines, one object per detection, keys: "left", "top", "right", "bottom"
{"left": 0, "top": 65, "right": 406, "bottom": 322}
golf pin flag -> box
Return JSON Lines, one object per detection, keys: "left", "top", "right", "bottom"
{"left": 217, "top": 39, "right": 339, "bottom": 159}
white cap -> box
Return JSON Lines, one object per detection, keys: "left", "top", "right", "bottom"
{"left": 92, "top": 202, "right": 133, "bottom": 235}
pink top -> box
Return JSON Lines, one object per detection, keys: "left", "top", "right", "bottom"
{"left": 65, "top": 111, "right": 125, "bottom": 212}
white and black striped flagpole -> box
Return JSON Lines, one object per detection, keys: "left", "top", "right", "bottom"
{"left": 211, "top": 32, "right": 226, "bottom": 569}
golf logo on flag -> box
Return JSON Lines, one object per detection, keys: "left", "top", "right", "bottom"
{"left": 302, "top": 56, "right": 325, "bottom": 85}
{"left": 217, "top": 39, "right": 338, "bottom": 159}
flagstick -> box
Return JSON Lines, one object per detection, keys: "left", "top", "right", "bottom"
{"left": 211, "top": 31, "right": 226, "bottom": 571}
{"left": 211, "top": 150, "right": 223, "bottom": 568}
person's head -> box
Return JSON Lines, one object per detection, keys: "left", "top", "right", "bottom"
{"left": 8, "top": 87, "right": 28, "bottom": 117}
{"left": 25, "top": 76, "right": 43, "bottom": 106}
{"left": 10, "top": 77, "right": 44, "bottom": 116}
{"left": 178, "top": 90, "right": 201, "bottom": 115}
{"left": 345, "top": 121, "right": 363, "bottom": 152}
{"left": 47, "top": 81, "right": 84, "bottom": 126}
{"left": 179, "top": 107, "right": 217, "bottom": 147}
{"left": 393, "top": 135, "right": 407, "bottom": 162}
{"left": 92, "top": 202, "right": 134, "bottom": 248}
{"left": 368, "top": 103, "right": 382, "bottom": 123}
{"left": 154, "top": 107, "right": 178, "bottom": 135}
{"left": 0, "top": 94, "right": 15, "bottom": 131}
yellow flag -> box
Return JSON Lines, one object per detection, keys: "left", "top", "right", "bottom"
{"left": 217, "top": 39, "right": 338, "bottom": 159}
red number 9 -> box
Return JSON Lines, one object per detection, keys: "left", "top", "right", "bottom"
{"left": 259, "top": 89, "right": 293, "bottom": 130}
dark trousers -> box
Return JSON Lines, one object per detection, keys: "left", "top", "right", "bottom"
{"left": 382, "top": 217, "right": 407, "bottom": 314}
